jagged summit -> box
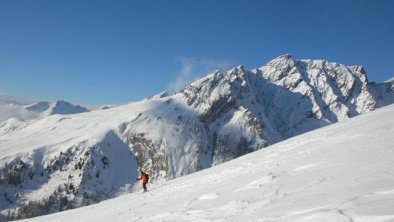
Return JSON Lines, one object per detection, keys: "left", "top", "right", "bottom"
{"left": 0, "top": 56, "right": 393, "bottom": 220}
{"left": 181, "top": 55, "right": 389, "bottom": 139}
{"left": 258, "top": 55, "right": 376, "bottom": 118}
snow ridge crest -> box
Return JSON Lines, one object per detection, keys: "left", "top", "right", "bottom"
{"left": 0, "top": 55, "right": 393, "bottom": 220}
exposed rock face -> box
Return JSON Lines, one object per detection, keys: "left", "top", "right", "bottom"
{"left": 0, "top": 55, "right": 393, "bottom": 219}
{"left": 176, "top": 55, "right": 393, "bottom": 165}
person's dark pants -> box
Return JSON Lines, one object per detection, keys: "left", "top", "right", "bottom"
{"left": 143, "top": 182, "right": 147, "bottom": 191}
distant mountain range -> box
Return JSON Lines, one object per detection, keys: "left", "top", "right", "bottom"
{"left": 0, "top": 93, "right": 89, "bottom": 122}
{"left": 0, "top": 55, "right": 393, "bottom": 220}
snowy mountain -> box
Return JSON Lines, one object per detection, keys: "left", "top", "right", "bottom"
{"left": 0, "top": 96, "right": 90, "bottom": 134}
{"left": 0, "top": 93, "right": 89, "bottom": 121}
{"left": 22, "top": 100, "right": 89, "bottom": 116}
{"left": 17, "top": 104, "right": 394, "bottom": 222}
{"left": 177, "top": 54, "right": 393, "bottom": 163}
{"left": 0, "top": 55, "right": 393, "bottom": 220}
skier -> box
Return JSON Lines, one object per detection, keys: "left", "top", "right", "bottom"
{"left": 137, "top": 170, "right": 149, "bottom": 192}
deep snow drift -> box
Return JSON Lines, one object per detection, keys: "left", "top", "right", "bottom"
{"left": 20, "top": 104, "right": 394, "bottom": 222}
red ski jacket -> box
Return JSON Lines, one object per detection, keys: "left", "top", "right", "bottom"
{"left": 139, "top": 173, "right": 148, "bottom": 183}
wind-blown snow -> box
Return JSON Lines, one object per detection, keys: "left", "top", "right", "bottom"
{"left": 0, "top": 93, "right": 89, "bottom": 124}
{"left": 21, "top": 104, "right": 394, "bottom": 222}
{"left": 0, "top": 93, "right": 38, "bottom": 123}
{"left": 1, "top": 55, "right": 393, "bottom": 220}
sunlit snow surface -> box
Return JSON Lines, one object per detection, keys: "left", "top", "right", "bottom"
{"left": 21, "top": 105, "right": 394, "bottom": 222}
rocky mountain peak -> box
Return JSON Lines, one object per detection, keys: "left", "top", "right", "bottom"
{"left": 0, "top": 55, "right": 392, "bottom": 220}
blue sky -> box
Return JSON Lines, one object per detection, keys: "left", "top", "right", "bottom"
{"left": 0, "top": 0, "right": 393, "bottom": 105}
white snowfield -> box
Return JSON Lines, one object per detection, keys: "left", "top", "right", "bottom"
{"left": 21, "top": 104, "right": 394, "bottom": 222}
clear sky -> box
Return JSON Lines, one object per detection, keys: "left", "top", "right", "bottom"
{"left": 0, "top": 0, "right": 393, "bottom": 105}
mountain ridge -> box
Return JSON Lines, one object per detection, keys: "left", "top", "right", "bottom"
{"left": 0, "top": 55, "right": 393, "bottom": 220}
{"left": 17, "top": 104, "right": 394, "bottom": 222}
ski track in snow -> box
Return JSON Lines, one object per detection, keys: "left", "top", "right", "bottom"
{"left": 18, "top": 104, "right": 394, "bottom": 222}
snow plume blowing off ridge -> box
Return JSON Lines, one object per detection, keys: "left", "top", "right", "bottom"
{"left": 166, "top": 57, "right": 236, "bottom": 93}
{"left": 0, "top": 55, "right": 393, "bottom": 221}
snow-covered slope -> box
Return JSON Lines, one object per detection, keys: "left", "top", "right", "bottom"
{"left": 0, "top": 55, "right": 393, "bottom": 220}
{"left": 18, "top": 104, "right": 394, "bottom": 222}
